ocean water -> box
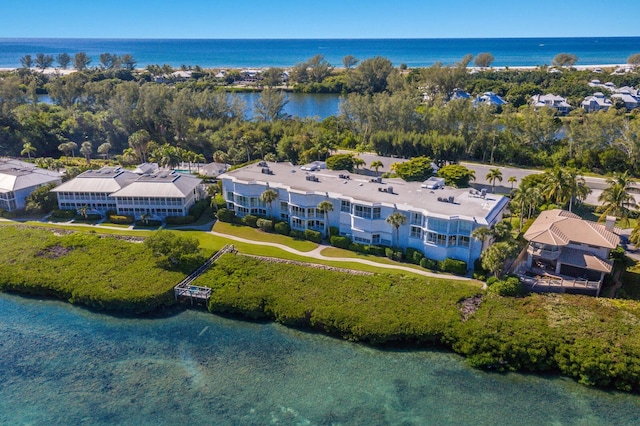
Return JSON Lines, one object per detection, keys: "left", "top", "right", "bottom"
{"left": 1, "top": 293, "right": 639, "bottom": 425}
{"left": 1, "top": 37, "right": 639, "bottom": 69}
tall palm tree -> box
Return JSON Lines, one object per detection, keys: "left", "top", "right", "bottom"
{"left": 565, "top": 168, "right": 591, "bottom": 212}
{"left": 508, "top": 176, "right": 517, "bottom": 191}
{"left": 485, "top": 168, "right": 503, "bottom": 193}
{"left": 370, "top": 160, "right": 384, "bottom": 177}
{"left": 260, "top": 189, "right": 279, "bottom": 219}
{"left": 353, "top": 157, "right": 366, "bottom": 171}
{"left": 598, "top": 182, "right": 637, "bottom": 226}
{"left": 317, "top": 200, "right": 334, "bottom": 239}
{"left": 80, "top": 141, "right": 93, "bottom": 164}
{"left": 21, "top": 142, "right": 36, "bottom": 160}
{"left": 542, "top": 167, "right": 571, "bottom": 208}
{"left": 386, "top": 211, "right": 407, "bottom": 248}
{"left": 471, "top": 226, "right": 492, "bottom": 245}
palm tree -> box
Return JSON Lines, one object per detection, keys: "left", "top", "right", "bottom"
{"left": 597, "top": 182, "right": 637, "bottom": 226}
{"left": 485, "top": 168, "right": 503, "bottom": 193}
{"left": 353, "top": 157, "right": 366, "bottom": 171}
{"left": 565, "top": 168, "right": 591, "bottom": 212}
{"left": 97, "top": 142, "right": 112, "bottom": 160}
{"left": 370, "top": 160, "right": 384, "bottom": 177}
{"left": 260, "top": 189, "right": 279, "bottom": 219}
{"left": 471, "top": 226, "right": 492, "bottom": 246}
{"left": 542, "top": 167, "right": 571, "bottom": 208}
{"left": 508, "top": 176, "right": 517, "bottom": 191}
{"left": 80, "top": 141, "right": 93, "bottom": 164}
{"left": 317, "top": 200, "right": 334, "bottom": 239}
{"left": 386, "top": 211, "right": 407, "bottom": 248}
{"left": 21, "top": 142, "right": 36, "bottom": 160}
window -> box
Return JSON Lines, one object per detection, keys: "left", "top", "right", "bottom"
{"left": 292, "top": 218, "right": 304, "bottom": 229}
{"left": 226, "top": 192, "right": 234, "bottom": 202}
{"left": 372, "top": 234, "right": 380, "bottom": 244}
{"left": 457, "top": 236, "right": 470, "bottom": 247}
{"left": 341, "top": 200, "right": 351, "bottom": 212}
{"left": 373, "top": 207, "right": 381, "bottom": 219}
{"left": 280, "top": 201, "right": 288, "bottom": 211}
{"left": 410, "top": 212, "right": 422, "bottom": 225}
{"left": 354, "top": 236, "right": 371, "bottom": 244}
{"left": 427, "top": 232, "right": 447, "bottom": 246}
{"left": 354, "top": 205, "right": 372, "bottom": 219}
{"left": 458, "top": 220, "right": 473, "bottom": 235}
{"left": 448, "top": 235, "right": 457, "bottom": 246}
{"left": 410, "top": 226, "right": 423, "bottom": 239}
{"left": 427, "top": 218, "right": 448, "bottom": 233}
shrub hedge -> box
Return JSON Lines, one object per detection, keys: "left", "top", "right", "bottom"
{"left": 330, "top": 235, "right": 351, "bottom": 249}
{"left": 165, "top": 215, "right": 195, "bottom": 225}
{"left": 304, "top": 229, "right": 322, "bottom": 244}
{"left": 199, "top": 254, "right": 640, "bottom": 392}
{"left": 274, "top": 221, "right": 290, "bottom": 235}
{"left": 0, "top": 226, "right": 186, "bottom": 313}
{"left": 243, "top": 214, "right": 258, "bottom": 228}
{"left": 216, "top": 208, "right": 235, "bottom": 223}
{"left": 109, "top": 214, "right": 134, "bottom": 224}
{"left": 256, "top": 218, "right": 273, "bottom": 232}
{"left": 52, "top": 209, "right": 76, "bottom": 219}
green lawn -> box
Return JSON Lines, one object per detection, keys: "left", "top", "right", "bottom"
{"left": 213, "top": 221, "right": 318, "bottom": 252}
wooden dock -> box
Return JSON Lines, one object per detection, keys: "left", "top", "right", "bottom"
{"left": 174, "top": 244, "right": 234, "bottom": 306}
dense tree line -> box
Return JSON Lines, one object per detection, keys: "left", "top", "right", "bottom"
{"left": 1, "top": 59, "right": 640, "bottom": 177}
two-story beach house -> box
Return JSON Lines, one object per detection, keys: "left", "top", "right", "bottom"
{"left": 518, "top": 209, "right": 620, "bottom": 296}
{"left": 219, "top": 161, "right": 509, "bottom": 267}
{"left": 0, "top": 158, "right": 63, "bottom": 212}
{"left": 531, "top": 94, "right": 572, "bottom": 115}
{"left": 52, "top": 166, "right": 203, "bottom": 220}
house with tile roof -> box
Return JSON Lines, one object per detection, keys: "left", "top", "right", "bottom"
{"left": 0, "top": 158, "right": 63, "bottom": 211}
{"left": 519, "top": 209, "right": 620, "bottom": 295}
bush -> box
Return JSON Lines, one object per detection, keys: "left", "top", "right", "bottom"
{"left": 289, "top": 229, "right": 305, "bottom": 240}
{"left": 473, "top": 258, "right": 489, "bottom": 281}
{"left": 75, "top": 213, "right": 102, "bottom": 222}
{"left": 326, "top": 154, "right": 354, "bottom": 172}
{"left": 330, "top": 235, "right": 351, "bottom": 249}
{"left": 487, "top": 277, "right": 523, "bottom": 297}
{"left": 440, "top": 258, "right": 467, "bottom": 275}
{"left": 216, "top": 208, "right": 235, "bottom": 223}
{"left": 165, "top": 215, "right": 195, "bottom": 225}
{"left": 274, "top": 221, "right": 290, "bottom": 235}
{"left": 304, "top": 229, "right": 322, "bottom": 244}
{"left": 486, "top": 276, "right": 499, "bottom": 286}
{"left": 420, "top": 257, "right": 438, "bottom": 270}
{"left": 329, "top": 226, "right": 339, "bottom": 237}
{"left": 108, "top": 214, "right": 134, "bottom": 224}
{"left": 405, "top": 247, "right": 424, "bottom": 265}
{"left": 256, "top": 218, "right": 273, "bottom": 232}
{"left": 135, "top": 219, "right": 162, "bottom": 227}
{"left": 349, "top": 243, "right": 366, "bottom": 253}
{"left": 52, "top": 209, "right": 76, "bottom": 219}
{"left": 385, "top": 247, "right": 394, "bottom": 259}
{"left": 367, "top": 245, "right": 386, "bottom": 257}
{"left": 188, "top": 199, "right": 208, "bottom": 219}
{"left": 243, "top": 214, "right": 258, "bottom": 228}
{"left": 393, "top": 250, "right": 404, "bottom": 261}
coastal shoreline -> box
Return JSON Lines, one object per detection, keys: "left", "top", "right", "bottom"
{"left": 0, "top": 63, "right": 633, "bottom": 75}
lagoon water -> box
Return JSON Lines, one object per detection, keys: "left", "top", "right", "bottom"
{"left": 2, "top": 37, "right": 640, "bottom": 69}
{"left": 2, "top": 293, "right": 639, "bottom": 425}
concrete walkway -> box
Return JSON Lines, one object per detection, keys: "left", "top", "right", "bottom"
{"left": 209, "top": 230, "right": 472, "bottom": 281}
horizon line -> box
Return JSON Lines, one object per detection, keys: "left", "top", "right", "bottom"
{"left": 2, "top": 36, "right": 640, "bottom": 41}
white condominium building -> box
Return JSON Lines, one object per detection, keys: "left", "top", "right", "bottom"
{"left": 220, "top": 161, "right": 509, "bottom": 266}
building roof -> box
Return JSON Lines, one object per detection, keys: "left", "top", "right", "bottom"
{"left": 558, "top": 248, "right": 613, "bottom": 273}
{"left": 0, "top": 158, "right": 62, "bottom": 193}
{"left": 531, "top": 94, "right": 571, "bottom": 109}
{"left": 524, "top": 209, "right": 619, "bottom": 249}
{"left": 51, "top": 167, "right": 139, "bottom": 194}
{"left": 110, "top": 171, "right": 201, "bottom": 198}
{"left": 220, "top": 161, "right": 508, "bottom": 224}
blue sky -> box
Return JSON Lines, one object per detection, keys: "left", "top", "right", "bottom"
{"left": 1, "top": 0, "right": 638, "bottom": 38}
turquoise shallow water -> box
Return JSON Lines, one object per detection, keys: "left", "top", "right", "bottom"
{"left": 1, "top": 293, "right": 639, "bottom": 425}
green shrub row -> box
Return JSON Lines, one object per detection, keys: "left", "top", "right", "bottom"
{"left": 52, "top": 209, "right": 76, "bottom": 219}
{"left": 198, "top": 254, "right": 640, "bottom": 392}
{"left": 108, "top": 214, "right": 134, "bottom": 224}
{"left": 188, "top": 199, "right": 208, "bottom": 219}
{"left": 0, "top": 226, "right": 186, "bottom": 314}
{"left": 165, "top": 215, "right": 195, "bottom": 225}
{"left": 135, "top": 219, "right": 162, "bottom": 227}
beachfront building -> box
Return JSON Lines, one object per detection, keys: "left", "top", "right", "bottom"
{"left": 516, "top": 209, "right": 620, "bottom": 296}
{"left": 219, "top": 161, "right": 509, "bottom": 267}
{"left": 52, "top": 166, "right": 203, "bottom": 220}
{"left": 0, "top": 158, "right": 63, "bottom": 212}
{"left": 581, "top": 92, "right": 612, "bottom": 112}
{"left": 531, "top": 94, "right": 572, "bottom": 114}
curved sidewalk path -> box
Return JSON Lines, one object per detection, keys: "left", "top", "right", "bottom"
{"left": 210, "top": 231, "right": 472, "bottom": 281}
